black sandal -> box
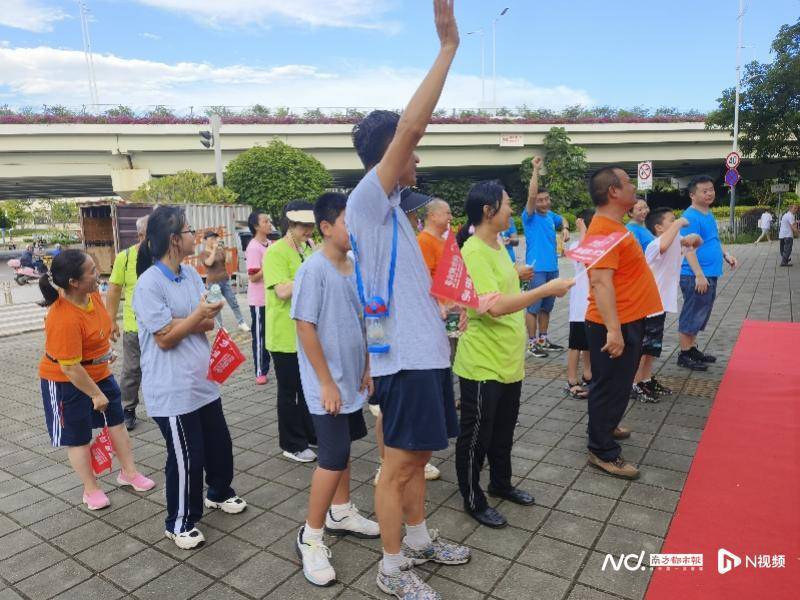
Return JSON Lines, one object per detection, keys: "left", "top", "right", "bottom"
{"left": 565, "top": 382, "right": 589, "bottom": 399}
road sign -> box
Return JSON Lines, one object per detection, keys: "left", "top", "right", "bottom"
{"left": 771, "top": 183, "right": 791, "bottom": 193}
{"left": 499, "top": 134, "right": 524, "bottom": 147}
{"left": 724, "top": 168, "right": 740, "bottom": 187}
{"left": 725, "top": 151, "right": 741, "bottom": 169}
{"left": 637, "top": 161, "right": 653, "bottom": 191}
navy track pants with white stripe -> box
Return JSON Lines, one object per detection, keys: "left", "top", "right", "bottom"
{"left": 455, "top": 378, "right": 522, "bottom": 512}
{"left": 153, "top": 399, "right": 236, "bottom": 534}
{"left": 250, "top": 305, "right": 270, "bottom": 377}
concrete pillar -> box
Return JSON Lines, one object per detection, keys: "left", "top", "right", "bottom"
{"left": 111, "top": 169, "right": 151, "bottom": 200}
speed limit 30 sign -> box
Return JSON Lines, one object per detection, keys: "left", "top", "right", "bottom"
{"left": 725, "top": 151, "right": 741, "bottom": 169}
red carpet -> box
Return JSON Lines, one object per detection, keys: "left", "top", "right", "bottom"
{"left": 646, "top": 320, "right": 800, "bottom": 600}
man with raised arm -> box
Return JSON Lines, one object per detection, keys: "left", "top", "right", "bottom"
{"left": 346, "top": 2, "right": 470, "bottom": 598}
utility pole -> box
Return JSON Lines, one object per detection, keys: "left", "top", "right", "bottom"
{"left": 200, "top": 114, "right": 223, "bottom": 187}
{"left": 77, "top": 1, "right": 99, "bottom": 106}
{"left": 492, "top": 8, "right": 509, "bottom": 113}
{"left": 729, "top": 0, "right": 744, "bottom": 236}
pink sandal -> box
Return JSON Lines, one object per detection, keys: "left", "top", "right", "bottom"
{"left": 117, "top": 471, "right": 156, "bottom": 492}
{"left": 83, "top": 489, "right": 110, "bottom": 510}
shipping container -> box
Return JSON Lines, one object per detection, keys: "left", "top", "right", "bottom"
{"left": 79, "top": 201, "right": 252, "bottom": 279}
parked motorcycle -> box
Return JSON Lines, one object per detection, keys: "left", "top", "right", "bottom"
{"left": 7, "top": 259, "right": 46, "bottom": 285}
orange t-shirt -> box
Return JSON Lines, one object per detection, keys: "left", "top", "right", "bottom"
{"left": 38, "top": 292, "right": 113, "bottom": 383}
{"left": 417, "top": 230, "right": 445, "bottom": 277}
{"left": 585, "top": 215, "right": 662, "bottom": 325}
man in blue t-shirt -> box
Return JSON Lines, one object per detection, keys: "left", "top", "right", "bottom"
{"left": 522, "top": 156, "right": 570, "bottom": 357}
{"left": 677, "top": 175, "right": 738, "bottom": 370}
{"left": 501, "top": 220, "right": 518, "bottom": 262}
{"left": 626, "top": 198, "right": 655, "bottom": 252}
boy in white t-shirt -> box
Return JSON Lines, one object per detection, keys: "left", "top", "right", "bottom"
{"left": 632, "top": 208, "right": 702, "bottom": 402}
{"left": 754, "top": 210, "right": 773, "bottom": 244}
{"left": 565, "top": 209, "right": 594, "bottom": 399}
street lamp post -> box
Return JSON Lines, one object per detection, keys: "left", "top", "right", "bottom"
{"left": 467, "top": 29, "right": 486, "bottom": 109}
{"left": 492, "top": 7, "right": 509, "bottom": 113}
{"left": 729, "top": 0, "right": 744, "bottom": 236}
{"left": 200, "top": 114, "right": 224, "bottom": 188}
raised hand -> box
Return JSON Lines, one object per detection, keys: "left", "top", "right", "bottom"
{"left": 532, "top": 156, "right": 543, "bottom": 170}
{"left": 434, "top": 0, "right": 459, "bottom": 51}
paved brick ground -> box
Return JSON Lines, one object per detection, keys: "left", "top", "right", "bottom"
{"left": 0, "top": 242, "right": 797, "bottom": 600}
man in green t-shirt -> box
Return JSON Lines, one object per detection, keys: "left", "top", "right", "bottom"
{"left": 107, "top": 215, "right": 148, "bottom": 430}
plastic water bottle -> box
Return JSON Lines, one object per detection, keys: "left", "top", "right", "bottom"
{"left": 206, "top": 284, "right": 223, "bottom": 304}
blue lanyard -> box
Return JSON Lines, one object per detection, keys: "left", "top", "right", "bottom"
{"left": 350, "top": 209, "right": 398, "bottom": 313}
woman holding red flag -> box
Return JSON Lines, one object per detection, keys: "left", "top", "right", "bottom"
{"left": 38, "top": 249, "right": 154, "bottom": 511}
{"left": 134, "top": 206, "right": 248, "bottom": 550}
{"left": 454, "top": 181, "right": 574, "bottom": 528}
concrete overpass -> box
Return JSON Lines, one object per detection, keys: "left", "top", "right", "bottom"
{"left": 0, "top": 121, "right": 790, "bottom": 199}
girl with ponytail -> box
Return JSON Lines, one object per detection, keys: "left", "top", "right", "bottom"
{"left": 38, "top": 249, "right": 153, "bottom": 512}
{"left": 132, "top": 205, "right": 248, "bottom": 550}
{"left": 453, "top": 180, "right": 575, "bottom": 528}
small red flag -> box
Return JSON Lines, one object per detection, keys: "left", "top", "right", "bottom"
{"left": 90, "top": 426, "right": 114, "bottom": 475}
{"left": 207, "top": 328, "right": 246, "bottom": 384}
{"left": 565, "top": 231, "right": 630, "bottom": 269}
{"left": 430, "top": 232, "right": 480, "bottom": 308}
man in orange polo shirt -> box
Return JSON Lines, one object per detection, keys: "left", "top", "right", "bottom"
{"left": 585, "top": 166, "right": 662, "bottom": 480}
{"left": 416, "top": 198, "right": 452, "bottom": 277}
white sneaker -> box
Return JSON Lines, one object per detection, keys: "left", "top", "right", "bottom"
{"left": 165, "top": 527, "right": 205, "bottom": 550}
{"left": 296, "top": 527, "right": 336, "bottom": 587}
{"left": 238, "top": 321, "right": 250, "bottom": 333}
{"left": 204, "top": 495, "right": 247, "bottom": 514}
{"left": 424, "top": 463, "right": 441, "bottom": 481}
{"left": 325, "top": 504, "right": 380, "bottom": 539}
{"left": 373, "top": 465, "right": 381, "bottom": 486}
{"left": 283, "top": 448, "right": 317, "bottom": 463}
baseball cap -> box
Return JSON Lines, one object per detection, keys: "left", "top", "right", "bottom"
{"left": 400, "top": 188, "right": 433, "bottom": 214}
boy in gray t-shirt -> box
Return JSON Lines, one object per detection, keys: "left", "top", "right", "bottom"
{"left": 290, "top": 193, "right": 379, "bottom": 587}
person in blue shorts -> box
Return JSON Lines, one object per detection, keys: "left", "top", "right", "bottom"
{"left": 626, "top": 198, "right": 655, "bottom": 252}
{"left": 677, "top": 175, "right": 738, "bottom": 370}
{"left": 346, "top": 3, "right": 471, "bottom": 597}
{"left": 522, "top": 156, "right": 570, "bottom": 358}
{"left": 292, "top": 193, "right": 380, "bottom": 587}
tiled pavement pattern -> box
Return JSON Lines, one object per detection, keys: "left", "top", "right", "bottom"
{"left": 0, "top": 242, "right": 797, "bottom": 600}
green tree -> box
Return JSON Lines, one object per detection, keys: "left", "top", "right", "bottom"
{"left": 105, "top": 105, "right": 135, "bottom": 118}
{"left": 520, "top": 127, "right": 590, "bottom": 212}
{"left": 419, "top": 178, "right": 474, "bottom": 217}
{"left": 224, "top": 140, "right": 332, "bottom": 218}
{"left": 131, "top": 170, "right": 238, "bottom": 204}
{"left": 2, "top": 200, "right": 32, "bottom": 229}
{"left": 51, "top": 201, "right": 79, "bottom": 228}
{"left": 706, "top": 19, "right": 800, "bottom": 162}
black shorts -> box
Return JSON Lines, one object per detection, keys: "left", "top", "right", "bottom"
{"left": 568, "top": 321, "right": 589, "bottom": 351}
{"left": 642, "top": 313, "right": 667, "bottom": 357}
{"left": 41, "top": 376, "right": 125, "bottom": 447}
{"left": 310, "top": 410, "right": 368, "bottom": 471}
{"left": 374, "top": 368, "right": 459, "bottom": 452}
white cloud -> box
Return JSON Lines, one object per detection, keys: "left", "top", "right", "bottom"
{"left": 0, "top": 45, "right": 592, "bottom": 111}
{"left": 139, "top": 32, "right": 162, "bottom": 40}
{"left": 0, "top": 0, "right": 67, "bottom": 33}
{"left": 135, "top": 0, "right": 400, "bottom": 31}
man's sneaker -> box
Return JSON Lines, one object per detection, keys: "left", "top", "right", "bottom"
{"left": 204, "top": 495, "right": 247, "bottom": 514}
{"left": 165, "top": 527, "right": 205, "bottom": 550}
{"left": 526, "top": 340, "right": 549, "bottom": 358}
{"left": 401, "top": 529, "right": 471, "bottom": 565}
{"left": 238, "top": 321, "right": 250, "bottom": 333}
{"left": 646, "top": 377, "right": 672, "bottom": 397}
{"left": 325, "top": 505, "right": 380, "bottom": 539}
{"left": 424, "top": 463, "right": 441, "bottom": 481}
{"left": 376, "top": 563, "right": 441, "bottom": 600}
{"left": 677, "top": 351, "right": 709, "bottom": 371}
{"left": 587, "top": 452, "right": 640, "bottom": 479}
{"left": 123, "top": 408, "right": 137, "bottom": 431}
{"left": 283, "top": 448, "right": 317, "bottom": 463}
{"left": 612, "top": 425, "right": 631, "bottom": 440}
{"left": 296, "top": 527, "right": 336, "bottom": 587}
{"left": 688, "top": 346, "right": 717, "bottom": 363}
{"left": 540, "top": 339, "right": 564, "bottom": 351}
{"left": 632, "top": 383, "right": 659, "bottom": 403}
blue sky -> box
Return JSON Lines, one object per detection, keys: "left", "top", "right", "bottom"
{"left": 0, "top": 0, "right": 797, "bottom": 112}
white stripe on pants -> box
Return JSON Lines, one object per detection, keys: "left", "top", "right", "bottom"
{"left": 168, "top": 416, "right": 189, "bottom": 535}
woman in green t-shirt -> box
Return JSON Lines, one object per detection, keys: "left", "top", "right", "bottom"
{"left": 453, "top": 181, "right": 574, "bottom": 529}
{"left": 263, "top": 201, "right": 318, "bottom": 463}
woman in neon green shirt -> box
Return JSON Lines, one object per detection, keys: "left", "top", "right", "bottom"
{"left": 263, "top": 201, "right": 317, "bottom": 463}
{"left": 453, "top": 181, "right": 574, "bottom": 529}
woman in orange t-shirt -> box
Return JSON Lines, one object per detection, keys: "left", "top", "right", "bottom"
{"left": 38, "top": 250, "right": 153, "bottom": 511}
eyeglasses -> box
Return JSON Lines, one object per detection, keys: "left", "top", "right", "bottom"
{"left": 179, "top": 228, "right": 196, "bottom": 236}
